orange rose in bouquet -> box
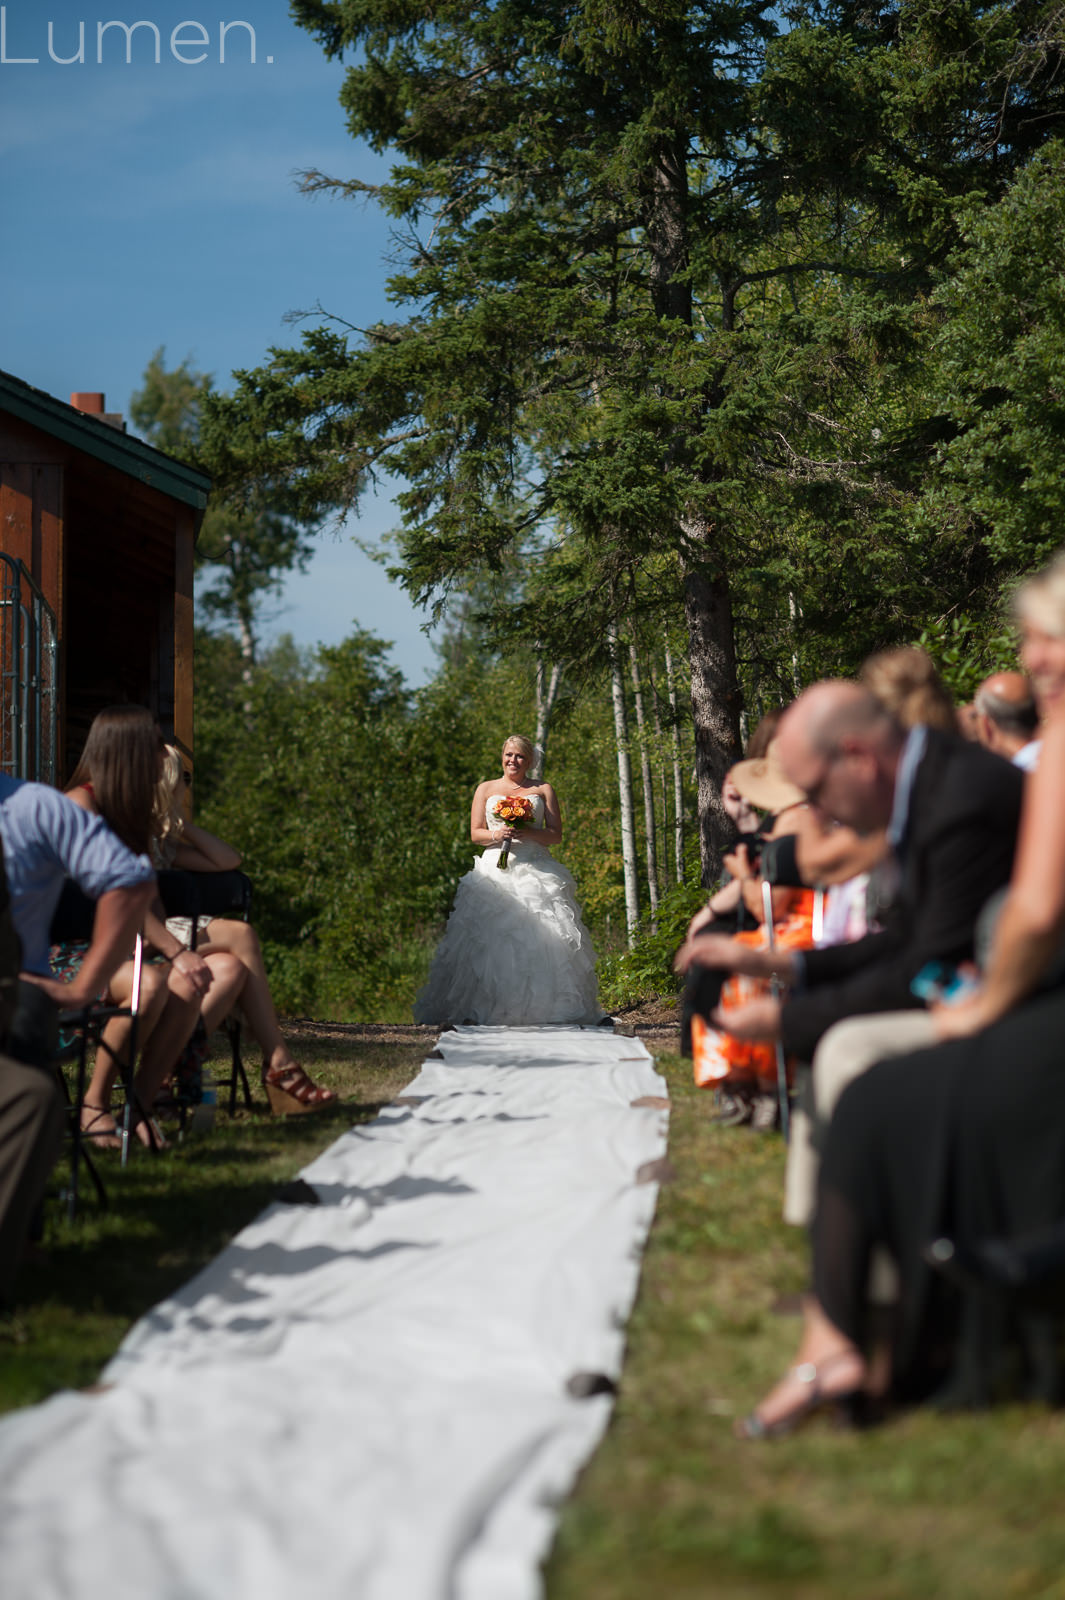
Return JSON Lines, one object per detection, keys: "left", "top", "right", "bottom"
{"left": 494, "top": 794, "right": 536, "bottom": 870}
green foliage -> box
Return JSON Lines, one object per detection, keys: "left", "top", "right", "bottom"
{"left": 598, "top": 876, "right": 708, "bottom": 1010}
{"left": 915, "top": 614, "right": 1020, "bottom": 702}
{"left": 191, "top": 2, "right": 1065, "bottom": 1004}
{"left": 204, "top": 3, "right": 1065, "bottom": 785}
{"left": 194, "top": 627, "right": 483, "bottom": 1018}
{"left": 922, "top": 140, "right": 1065, "bottom": 573}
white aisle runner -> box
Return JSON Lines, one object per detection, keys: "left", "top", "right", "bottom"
{"left": 0, "top": 1026, "right": 669, "bottom": 1600}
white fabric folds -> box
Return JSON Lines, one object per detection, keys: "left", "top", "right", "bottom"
{"left": 0, "top": 1026, "right": 668, "bottom": 1600}
{"left": 413, "top": 847, "right": 602, "bottom": 1027}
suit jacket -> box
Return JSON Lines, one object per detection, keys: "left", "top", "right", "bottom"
{"left": 780, "top": 730, "right": 1025, "bottom": 1061}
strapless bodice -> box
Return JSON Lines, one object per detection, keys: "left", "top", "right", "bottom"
{"left": 485, "top": 792, "right": 546, "bottom": 829}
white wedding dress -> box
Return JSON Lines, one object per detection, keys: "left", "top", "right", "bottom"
{"left": 413, "top": 792, "right": 603, "bottom": 1025}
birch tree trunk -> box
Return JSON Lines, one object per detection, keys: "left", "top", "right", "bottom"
{"left": 608, "top": 626, "right": 640, "bottom": 946}
{"left": 649, "top": 668, "right": 670, "bottom": 892}
{"left": 788, "top": 591, "right": 803, "bottom": 698}
{"left": 534, "top": 659, "right": 562, "bottom": 768}
{"left": 237, "top": 592, "right": 256, "bottom": 718}
{"left": 664, "top": 640, "right": 685, "bottom": 883}
{"left": 629, "top": 640, "right": 659, "bottom": 932}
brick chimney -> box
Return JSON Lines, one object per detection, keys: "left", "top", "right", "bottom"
{"left": 70, "top": 392, "right": 127, "bottom": 432}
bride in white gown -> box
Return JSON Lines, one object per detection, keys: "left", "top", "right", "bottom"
{"left": 413, "top": 734, "right": 603, "bottom": 1025}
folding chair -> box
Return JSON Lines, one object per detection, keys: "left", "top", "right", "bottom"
{"left": 758, "top": 882, "right": 826, "bottom": 1142}
{"left": 156, "top": 868, "right": 256, "bottom": 1115}
{"left": 48, "top": 879, "right": 146, "bottom": 1218}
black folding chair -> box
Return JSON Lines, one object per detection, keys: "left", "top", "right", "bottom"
{"left": 48, "top": 879, "right": 146, "bottom": 1218}
{"left": 156, "top": 868, "right": 256, "bottom": 1115}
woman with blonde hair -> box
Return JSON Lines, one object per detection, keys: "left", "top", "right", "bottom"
{"left": 153, "top": 746, "right": 336, "bottom": 1114}
{"left": 859, "top": 646, "right": 957, "bottom": 732}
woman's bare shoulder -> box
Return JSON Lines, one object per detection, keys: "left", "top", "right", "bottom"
{"left": 65, "top": 785, "right": 95, "bottom": 813}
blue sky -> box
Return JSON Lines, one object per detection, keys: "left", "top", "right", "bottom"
{"left": 0, "top": 0, "right": 440, "bottom": 682}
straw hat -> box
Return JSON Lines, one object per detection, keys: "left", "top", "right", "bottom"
{"left": 727, "top": 739, "right": 806, "bottom": 813}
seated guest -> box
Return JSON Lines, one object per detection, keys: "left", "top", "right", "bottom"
{"left": 152, "top": 747, "right": 336, "bottom": 1113}
{"left": 973, "top": 672, "right": 1040, "bottom": 770}
{"left": 65, "top": 707, "right": 248, "bottom": 1146}
{"left": 677, "top": 710, "right": 787, "bottom": 1061}
{"left": 0, "top": 770, "right": 154, "bottom": 1303}
{"left": 693, "top": 768, "right": 763, "bottom": 929}
{"left": 687, "top": 746, "right": 817, "bottom": 1128}
{"left": 682, "top": 681, "right": 1023, "bottom": 1063}
{"left": 737, "top": 553, "right": 1065, "bottom": 1432}
{"left": 681, "top": 681, "right": 1023, "bottom": 1228}
{"left": 743, "top": 707, "right": 785, "bottom": 760}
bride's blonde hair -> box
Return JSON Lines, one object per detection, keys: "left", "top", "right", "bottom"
{"left": 501, "top": 734, "right": 535, "bottom": 763}
{"left": 501, "top": 733, "right": 545, "bottom": 778}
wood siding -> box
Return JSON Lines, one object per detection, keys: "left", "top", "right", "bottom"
{"left": 0, "top": 408, "right": 198, "bottom": 778}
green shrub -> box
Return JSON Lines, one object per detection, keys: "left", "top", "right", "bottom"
{"left": 598, "top": 876, "right": 708, "bottom": 1010}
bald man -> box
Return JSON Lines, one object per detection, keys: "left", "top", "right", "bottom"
{"left": 973, "top": 671, "right": 1041, "bottom": 770}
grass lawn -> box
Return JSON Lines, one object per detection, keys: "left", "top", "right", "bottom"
{"left": 0, "top": 1023, "right": 427, "bottom": 1412}
{"left": 549, "top": 1048, "right": 1065, "bottom": 1600}
{"left": 5, "top": 1023, "right": 1065, "bottom": 1597}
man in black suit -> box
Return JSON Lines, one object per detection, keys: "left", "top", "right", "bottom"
{"left": 684, "top": 679, "right": 1023, "bottom": 1052}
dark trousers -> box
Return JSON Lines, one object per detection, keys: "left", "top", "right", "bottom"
{"left": 679, "top": 907, "right": 749, "bottom": 1057}
{"left": 680, "top": 965, "right": 727, "bottom": 1056}
{"left": 0, "top": 1054, "right": 63, "bottom": 1303}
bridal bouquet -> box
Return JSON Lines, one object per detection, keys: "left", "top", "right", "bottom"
{"left": 494, "top": 794, "right": 536, "bottom": 870}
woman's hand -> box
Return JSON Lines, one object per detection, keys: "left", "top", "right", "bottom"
{"left": 723, "top": 843, "right": 757, "bottom": 881}
{"left": 931, "top": 986, "right": 992, "bottom": 1041}
{"left": 707, "top": 879, "right": 742, "bottom": 917}
{"left": 674, "top": 931, "right": 746, "bottom": 976}
{"left": 168, "top": 947, "right": 213, "bottom": 999}
{"left": 711, "top": 995, "right": 782, "bottom": 1042}
{"left": 686, "top": 905, "right": 716, "bottom": 940}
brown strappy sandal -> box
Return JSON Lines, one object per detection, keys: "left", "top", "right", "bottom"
{"left": 263, "top": 1063, "right": 337, "bottom": 1116}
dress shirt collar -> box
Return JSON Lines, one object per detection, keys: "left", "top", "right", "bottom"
{"left": 886, "top": 723, "right": 928, "bottom": 854}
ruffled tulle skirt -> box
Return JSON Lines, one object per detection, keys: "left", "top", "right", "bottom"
{"left": 413, "top": 845, "right": 602, "bottom": 1026}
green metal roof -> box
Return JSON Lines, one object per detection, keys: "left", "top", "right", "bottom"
{"left": 0, "top": 367, "right": 212, "bottom": 517}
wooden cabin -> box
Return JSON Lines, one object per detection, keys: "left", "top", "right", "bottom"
{"left": 0, "top": 370, "right": 210, "bottom": 782}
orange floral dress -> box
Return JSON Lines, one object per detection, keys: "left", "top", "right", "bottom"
{"left": 692, "top": 890, "right": 816, "bottom": 1089}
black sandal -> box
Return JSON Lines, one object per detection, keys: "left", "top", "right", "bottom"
{"left": 79, "top": 1105, "right": 122, "bottom": 1151}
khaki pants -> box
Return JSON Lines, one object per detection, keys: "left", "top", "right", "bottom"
{"left": 784, "top": 1010, "right": 940, "bottom": 1228}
